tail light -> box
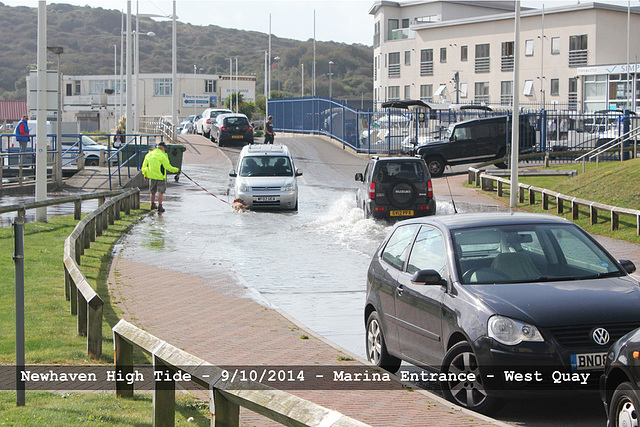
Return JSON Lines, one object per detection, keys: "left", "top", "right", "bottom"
{"left": 206, "top": 119, "right": 211, "bottom": 124}
{"left": 427, "top": 180, "right": 433, "bottom": 199}
{"left": 220, "top": 126, "right": 227, "bottom": 131}
{"left": 369, "top": 182, "right": 376, "bottom": 200}
{"left": 247, "top": 126, "right": 253, "bottom": 132}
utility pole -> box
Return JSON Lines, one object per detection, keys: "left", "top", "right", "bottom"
{"left": 453, "top": 71, "right": 460, "bottom": 104}
{"left": 171, "top": 0, "right": 177, "bottom": 139}
{"left": 510, "top": 1, "right": 522, "bottom": 209}
{"left": 126, "top": 1, "right": 132, "bottom": 136}
{"left": 301, "top": 63, "right": 304, "bottom": 97}
{"left": 35, "top": 0, "right": 47, "bottom": 222}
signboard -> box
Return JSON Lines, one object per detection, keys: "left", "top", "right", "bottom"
{"left": 577, "top": 63, "right": 640, "bottom": 76}
{"left": 182, "top": 94, "right": 217, "bottom": 108}
{"left": 221, "top": 87, "right": 255, "bottom": 102}
{"left": 27, "top": 70, "right": 58, "bottom": 112}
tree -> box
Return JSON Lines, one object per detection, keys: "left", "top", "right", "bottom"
{"left": 239, "top": 101, "right": 257, "bottom": 120}
{"left": 224, "top": 92, "right": 244, "bottom": 109}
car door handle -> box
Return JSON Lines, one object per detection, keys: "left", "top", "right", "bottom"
{"left": 396, "top": 285, "right": 404, "bottom": 296}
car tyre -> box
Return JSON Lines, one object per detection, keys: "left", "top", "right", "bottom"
{"left": 218, "top": 139, "right": 225, "bottom": 147}
{"left": 85, "top": 158, "right": 99, "bottom": 167}
{"left": 425, "top": 156, "right": 445, "bottom": 177}
{"left": 441, "top": 341, "right": 504, "bottom": 415}
{"left": 204, "top": 130, "right": 210, "bottom": 139}
{"left": 495, "top": 148, "right": 508, "bottom": 169}
{"left": 366, "top": 311, "right": 401, "bottom": 373}
{"left": 609, "top": 381, "right": 640, "bottom": 427}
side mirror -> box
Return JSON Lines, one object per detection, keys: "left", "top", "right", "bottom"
{"left": 295, "top": 169, "right": 303, "bottom": 177}
{"left": 619, "top": 259, "right": 636, "bottom": 274}
{"left": 229, "top": 169, "right": 237, "bottom": 177}
{"left": 355, "top": 173, "right": 364, "bottom": 182}
{"left": 411, "top": 269, "right": 447, "bottom": 286}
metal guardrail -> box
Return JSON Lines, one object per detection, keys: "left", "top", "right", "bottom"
{"left": 61, "top": 188, "right": 140, "bottom": 358}
{"left": 140, "top": 116, "right": 176, "bottom": 143}
{"left": 468, "top": 168, "right": 640, "bottom": 235}
{"left": 112, "top": 319, "right": 369, "bottom": 427}
{"left": 574, "top": 124, "right": 640, "bottom": 165}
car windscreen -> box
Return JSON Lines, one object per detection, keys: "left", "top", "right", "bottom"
{"left": 375, "top": 161, "right": 424, "bottom": 183}
{"left": 224, "top": 117, "right": 249, "bottom": 127}
{"left": 239, "top": 156, "right": 293, "bottom": 177}
{"left": 452, "top": 223, "right": 624, "bottom": 285}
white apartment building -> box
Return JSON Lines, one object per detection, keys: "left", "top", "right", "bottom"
{"left": 28, "top": 72, "right": 256, "bottom": 132}
{"left": 370, "top": 1, "right": 640, "bottom": 112}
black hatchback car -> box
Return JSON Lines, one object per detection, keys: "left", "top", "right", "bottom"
{"left": 355, "top": 156, "right": 436, "bottom": 220}
{"left": 210, "top": 113, "right": 254, "bottom": 146}
{"left": 365, "top": 213, "right": 640, "bottom": 414}
{"left": 600, "top": 327, "right": 640, "bottom": 426}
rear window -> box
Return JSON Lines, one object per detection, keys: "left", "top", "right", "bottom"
{"left": 210, "top": 111, "right": 230, "bottom": 118}
{"left": 375, "top": 161, "right": 425, "bottom": 183}
{"left": 224, "top": 117, "right": 249, "bottom": 126}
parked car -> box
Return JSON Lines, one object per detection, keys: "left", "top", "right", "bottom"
{"left": 62, "top": 135, "right": 113, "bottom": 166}
{"left": 210, "top": 113, "right": 254, "bottom": 146}
{"left": 195, "top": 108, "right": 232, "bottom": 138}
{"left": 228, "top": 144, "right": 302, "bottom": 210}
{"left": 600, "top": 327, "right": 640, "bottom": 426}
{"left": 415, "top": 115, "right": 537, "bottom": 177}
{"left": 179, "top": 114, "right": 200, "bottom": 134}
{"left": 355, "top": 156, "right": 436, "bottom": 220}
{"left": 365, "top": 212, "right": 640, "bottom": 414}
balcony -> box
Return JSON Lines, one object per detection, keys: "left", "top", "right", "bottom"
{"left": 569, "top": 49, "right": 588, "bottom": 67}
{"left": 501, "top": 56, "right": 514, "bottom": 72}
{"left": 388, "top": 64, "right": 400, "bottom": 79}
{"left": 475, "top": 57, "right": 490, "bottom": 73}
{"left": 420, "top": 61, "right": 434, "bottom": 76}
{"left": 389, "top": 28, "right": 415, "bottom": 41}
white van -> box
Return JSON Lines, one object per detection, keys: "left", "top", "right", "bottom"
{"left": 229, "top": 144, "right": 302, "bottom": 210}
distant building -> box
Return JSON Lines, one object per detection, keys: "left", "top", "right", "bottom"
{"left": 370, "top": 0, "right": 640, "bottom": 112}
{"left": 27, "top": 72, "right": 256, "bottom": 132}
{"left": 0, "top": 100, "right": 27, "bottom": 124}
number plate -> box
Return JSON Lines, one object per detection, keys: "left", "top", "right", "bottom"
{"left": 232, "top": 135, "right": 243, "bottom": 139}
{"left": 390, "top": 210, "right": 414, "bottom": 217}
{"left": 255, "top": 196, "right": 278, "bottom": 202}
{"left": 570, "top": 352, "right": 607, "bottom": 371}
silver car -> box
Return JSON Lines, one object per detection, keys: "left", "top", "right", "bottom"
{"left": 229, "top": 144, "right": 302, "bottom": 210}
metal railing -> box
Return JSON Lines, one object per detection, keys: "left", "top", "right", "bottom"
{"left": 140, "top": 116, "right": 176, "bottom": 142}
{"left": 574, "top": 124, "right": 640, "bottom": 166}
{"left": 112, "top": 319, "right": 369, "bottom": 427}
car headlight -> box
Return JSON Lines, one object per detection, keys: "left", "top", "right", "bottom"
{"left": 239, "top": 184, "right": 249, "bottom": 192}
{"left": 284, "top": 183, "right": 295, "bottom": 192}
{"left": 488, "top": 315, "right": 544, "bottom": 345}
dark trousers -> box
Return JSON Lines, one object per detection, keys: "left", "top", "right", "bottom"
{"left": 264, "top": 133, "right": 275, "bottom": 144}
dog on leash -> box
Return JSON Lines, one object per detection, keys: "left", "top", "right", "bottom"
{"left": 231, "top": 198, "right": 249, "bottom": 212}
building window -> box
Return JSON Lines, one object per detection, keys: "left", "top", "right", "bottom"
{"left": 75, "top": 82, "right": 81, "bottom": 95}
{"left": 420, "top": 84, "right": 433, "bottom": 101}
{"left": 374, "top": 21, "right": 381, "bottom": 47}
{"left": 550, "top": 78, "right": 559, "bottom": 96}
{"left": 568, "top": 77, "right": 578, "bottom": 110}
{"left": 404, "top": 85, "right": 411, "bottom": 100}
{"left": 460, "top": 82, "right": 468, "bottom": 98}
{"left": 205, "top": 80, "right": 216, "bottom": 93}
{"left": 440, "top": 47, "right": 447, "bottom": 63}
{"left": 66, "top": 83, "right": 72, "bottom": 97}
{"left": 387, "top": 19, "right": 399, "bottom": 41}
{"left": 475, "top": 44, "right": 490, "bottom": 73}
{"left": 420, "top": 49, "right": 434, "bottom": 76}
{"left": 523, "top": 80, "right": 534, "bottom": 96}
{"left": 401, "top": 18, "right": 409, "bottom": 28}
{"left": 551, "top": 37, "right": 560, "bottom": 54}
{"left": 500, "top": 81, "right": 513, "bottom": 105}
{"left": 388, "top": 86, "right": 400, "bottom": 101}
{"left": 388, "top": 52, "right": 401, "bottom": 78}
{"left": 569, "top": 34, "right": 588, "bottom": 67}
{"left": 374, "top": 57, "right": 377, "bottom": 80}
{"left": 525, "top": 39, "right": 534, "bottom": 56}
{"left": 461, "top": 45, "right": 468, "bottom": 61}
{"left": 404, "top": 51, "right": 411, "bottom": 66}
{"left": 501, "top": 41, "right": 514, "bottom": 72}
{"left": 89, "top": 80, "right": 111, "bottom": 95}
{"left": 154, "top": 78, "right": 172, "bottom": 96}
{"left": 474, "top": 82, "right": 490, "bottom": 103}
{"left": 584, "top": 75, "right": 606, "bottom": 112}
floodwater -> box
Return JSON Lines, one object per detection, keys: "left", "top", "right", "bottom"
{"left": 0, "top": 191, "right": 99, "bottom": 227}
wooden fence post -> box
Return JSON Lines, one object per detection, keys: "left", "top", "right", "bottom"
{"left": 125, "top": 195, "right": 131, "bottom": 215}
{"left": 87, "top": 296, "right": 103, "bottom": 359}
{"left": 529, "top": 188, "right": 535, "bottom": 205}
{"left": 572, "top": 199, "right": 579, "bottom": 220}
{"left": 77, "top": 291, "right": 87, "bottom": 336}
{"left": 214, "top": 390, "right": 240, "bottom": 427}
{"left": 84, "top": 227, "right": 91, "bottom": 250}
{"left": 542, "top": 192, "right": 549, "bottom": 210}
{"left": 108, "top": 204, "right": 115, "bottom": 225}
{"left": 64, "top": 264, "right": 70, "bottom": 301}
{"left": 497, "top": 181, "right": 503, "bottom": 197}
{"left": 115, "top": 200, "right": 121, "bottom": 220}
{"left": 612, "top": 211, "right": 619, "bottom": 231}
{"left": 519, "top": 186, "right": 525, "bottom": 204}
{"left": 153, "top": 356, "right": 176, "bottom": 427}
{"left": 557, "top": 196, "right": 564, "bottom": 214}
{"left": 115, "top": 332, "right": 134, "bottom": 398}
{"left": 98, "top": 196, "right": 105, "bottom": 207}
{"left": 89, "top": 218, "right": 96, "bottom": 242}
{"left": 69, "top": 274, "right": 77, "bottom": 316}
{"left": 590, "top": 204, "right": 598, "bottom": 225}
{"left": 74, "top": 199, "right": 82, "bottom": 220}
{"left": 75, "top": 238, "right": 82, "bottom": 264}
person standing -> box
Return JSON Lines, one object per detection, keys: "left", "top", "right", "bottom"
{"left": 141, "top": 142, "right": 179, "bottom": 213}
{"left": 264, "top": 115, "right": 275, "bottom": 144}
{"left": 14, "top": 114, "right": 30, "bottom": 151}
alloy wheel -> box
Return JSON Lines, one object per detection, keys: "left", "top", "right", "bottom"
{"left": 367, "top": 318, "right": 382, "bottom": 364}
{"left": 447, "top": 351, "right": 487, "bottom": 408}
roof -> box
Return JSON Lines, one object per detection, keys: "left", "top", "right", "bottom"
{"left": 0, "top": 100, "right": 27, "bottom": 121}
{"left": 369, "top": 0, "right": 522, "bottom": 15}
{"left": 242, "top": 144, "right": 290, "bottom": 156}
{"left": 400, "top": 212, "right": 570, "bottom": 230}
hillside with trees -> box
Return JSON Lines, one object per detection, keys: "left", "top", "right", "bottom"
{"left": 0, "top": 2, "right": 373, "bottom": 102}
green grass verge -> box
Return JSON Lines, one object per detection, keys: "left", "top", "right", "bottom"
{"left": 0, "top": 391, "right": 210, "bottom": 425}
{"left": 468, "top": 159, "right": 640, "bottom": 243}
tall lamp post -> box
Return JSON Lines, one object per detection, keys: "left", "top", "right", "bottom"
{"left": 301, "top": 63, "right": 304, "bottom": 97}
{"left": 47, "top": 46, "right": 63, "bottom": 186}
{"left": 133, "top": 28, "right": 155, "bottom": 134}
{"left": 274, "top": 56, "right": 281, "bottom": 93}
{"left": 328, "top": 60, "right": 334, "bottom": 99}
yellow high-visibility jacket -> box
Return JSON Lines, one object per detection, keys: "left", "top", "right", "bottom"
{"left": 141, "top": 148, "right": 179, "bottom": 180}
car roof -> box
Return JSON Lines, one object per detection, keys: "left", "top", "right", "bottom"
{"left": 241, "top": 144, "right": 290, "bottom": 157}
{"left": 374, "top": 157, "right": 423, "bottom": 162}
{"left": 398, "top": 212, "right": 570, "bottom": 231}
{"left": 219, "top": 113, "right": 248, "bottom": 119}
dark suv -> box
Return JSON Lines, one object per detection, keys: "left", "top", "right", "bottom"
{"left": 416, "top": 115, "right": 537, "bottom": 177}
{"left": 355, "top": 157, "right": 436, "bottom": 220}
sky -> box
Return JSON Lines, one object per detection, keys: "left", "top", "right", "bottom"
{"left": 2, "top": 0, "right": 637, "bottom": 45}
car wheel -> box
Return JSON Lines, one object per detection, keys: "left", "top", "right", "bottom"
{"left": 364, "top": 204, "right": 372, "bottom": 220}
{"left": 609, "top": 382, "right": 640, "bottom": 427}
{"left": 366, "top": 311, "right": 401, "bottom": 373}
{"left": 495, "top": 149, "right": 508, "bottom": 169}
{"left": 204, "top": 130, "right": 210, "bottom": 139}
{"left": 425, "top": 156, "right": 445, "bottom": 177}
{"left": 218, "top": 139, "right": 225, "bottom": 147}
{"left": 441, "top": 342, "right": 504, "bottom": 414}
{"left": 85, "top": 158, "right": 99, "bottom": 167}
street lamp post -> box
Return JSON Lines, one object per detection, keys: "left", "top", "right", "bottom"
{"left": 328, "top": 60, "right": 334, "bottom": 99}
{"left": 274, "top": 56, "right": 281, "bottom": 93}
{"left": 47, "top": 46, "right": 63, "bottom": 186}
{"left": 301, "top": 63, "right": 304, "bottom": 97}
{"left": 133, "top": 28, "right": 155, "bottom": 134}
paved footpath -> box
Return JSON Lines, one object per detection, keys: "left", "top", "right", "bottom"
{"left": 108, "top": 135, "right": 506, "bottom": 426}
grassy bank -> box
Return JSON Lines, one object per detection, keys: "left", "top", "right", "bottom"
{"left": 0, "top": 208, "right": 210, "bottom": 424}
